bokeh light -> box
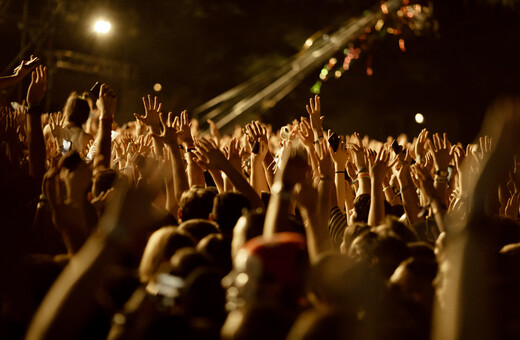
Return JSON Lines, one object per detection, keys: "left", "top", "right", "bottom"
{"left": 415, "top": 113, "right": 424, "bottom": 124}
{"left": 94, "top": 19, "right": 111, "bottom": 34}
{"left": 153, "top": 83, "right": 162, "bottom": 92}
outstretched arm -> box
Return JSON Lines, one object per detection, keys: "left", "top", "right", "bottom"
{"left": 176, "top": 110, "right": 205, "bottom": 187}
{"left": 26, "top": 65, "right": 48, "bottom": 187}
{"left": 0, "top": 56, "right": 38, "bottom": 90}
{"left": 151, "top": 112, "right": 189, "bottom": 202}
{"left": 368, "top": 147, "right": 391, "bottom": 226}
{"left": 134, "top": 95, "right": 164, "bottom": 158}
{"left": 294, "top": 140, "right": 335, "bottom": 262}
{"left": 94, "top": 84, "right": 117, "bottom": 169}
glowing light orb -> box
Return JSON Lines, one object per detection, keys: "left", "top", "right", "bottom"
{"left": 94, "top": 19, "right": 111, "bottom": 34}
{"left": 415, "top": 113, "right": 424, "bottom": 124}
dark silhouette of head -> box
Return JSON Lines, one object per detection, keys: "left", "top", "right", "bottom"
{"left": 178, "top": 219, "right": 220, "bottom": 244}
{"left": 178, "top": 187, "right": 217, "bottom": 222}
{"left": 352, "top": 193, "right": 371, "bottom": 223}
{"left": 197, "top": 233, "right": 232, "bottom": 273}
{"left": 212, "top": 192, "right": 252, "bottom": 239}
{"left": 64, "top": 92, "right": 91, "bottom": 127}
{"left": 139, "top": 227, "right": 196, "bottom": 283}
{"left": 231, "top": 209, "right": 265, "bottom": 259}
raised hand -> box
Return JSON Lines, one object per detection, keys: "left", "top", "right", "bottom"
{"left": 195, "top": 137, "right": 229, "bottom": 170}
{"left": 329, "top": 133, "right": 348, "bottom": 170}
{"left": 48, "top": 111, "right": 67, "bottom": 141}
{"left": 90, "top": 188, "right": 114, "bottom": 214}
{"left": 207, "top": 119, "right": 221, "bottom": 146}
{"left": 26, "top": 65, "right": 48, "bottom": 107}
{"left": 317, "top": 139, "right": 334, "bottom": 179}
{"left": 134, "top": 95, "right": 162, "bottom": 133}
{"left": 151, "top": 112, "right": 179, "bottom": 147}
{"left": 191, "top": 149, "right": 212, "bottom": 171}
{"left": 478, "top": 135, "right": 493, "bottom": 160}
{"left": 297, "top": 117, "right": 314, "bottom": 148}
{"left": 510, "top": 154, "right": 520, "bottom": 193}
{"left": 395, "top": 149, "right": 413, "bottom": 185}
{"left": 505, "top": 192, "right": 520, "bottom": 220}
{"left": 252, "top": 137, "right": 269, "bottom": 161}
{"left": 414, "top": 128, "right": 429, "bottom": 163}
{"left": 0, "top": 107, "right": 18, "bottom": 142}
{"left": 305, "top": 95, "right": 324, "bottom": 137}
{"left": 135, "top": 134, "right": 153, "bottom": 156}
{"left": 245, "top": 120, "right": 268, "bottom": 146}
{"left": 349, "top": 134, "right": 367, "bottom": 172}
{"left": 13, "top": 55, "right": 38, "bottom": 80}
{"left": 97, "top": 84, "right": 117, "bottom": 118}
{"left": 174, "top": 110, "right": 194, "bottom": 147}
{"left": 225, "top": 137, "right": 243, "bottom": 172}
{"left": 0, "top": 55, "right": 38, "bottom": 90}
{"left": 190, "top": 118, "right": 199, "bottom": 140}
{"left": 369, "top": 147, "right": 391, "bottom": 182}
{"left": 427, "top": 132, "right": 452, "bottom": 172}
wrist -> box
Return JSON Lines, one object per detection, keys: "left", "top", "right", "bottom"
{"left": 251, "top": 155, "right": 264, "bottom": 164}
{"left": 356, "top": 167, "right": 368, "bottom": 175}
{"left": 357, "top": 172, "right": 370, "bottom": 180}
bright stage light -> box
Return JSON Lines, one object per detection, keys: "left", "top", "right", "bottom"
{"left": 415, "top": 113, "right": 424, "bottom": 124}
{"left": 94, "top": 19, "right": 111, "bottom": 34}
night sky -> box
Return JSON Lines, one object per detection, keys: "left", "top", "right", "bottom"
{"left": 1, "top": 0, "right": 520, "bottom": 143}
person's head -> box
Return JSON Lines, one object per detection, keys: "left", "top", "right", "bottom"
{"left": 63, "top": 92, "right": 91, "bottom": 127}
{"left": 178, "top": 219, "right": 220, "bottom": 244}
{"left": 350, "top": 193, "right": 371, "bottom": 223}
{"left": 212, "top": 192, "right": 252, "bottom": 239}
{"left": 340, "top": 222, "right": 370, "bottom": 255}
{"left": 282, "top": 143, "right": 312, "bottom": 186}
{"left": 197, "top": 233, "right": 232, "bottom": 273}
{"left": 389, "top": 257, "right": 438, "bottom": 313}
{"left": 306, "top": 254, "right": 378, "bottom": 313}
{"left": 231, "top": 209, "right": 265, "bottom": 259}
{"left": 178, "top": 187, "right": 217, "bottom": 222}
{"left": 170, "top": 247, "right": 211, "bottom": 278}
{"left": 371, "top": 216, "right": 418, "bottom": 244}
{"left": 407, "top": 242, "right": 436, "bottom": 262}
{"left": 222, "top": 232, "right": 309, "bottom": 312}
{"left": 349, "top": 230, "right": 410, "bottom": 278}
{"left": 139, "top": 227, "right": 196, "bottom": 283}
{"left": 182, "top": 267, "right": 227, "bottom": 322}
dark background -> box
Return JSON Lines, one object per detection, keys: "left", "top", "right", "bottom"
{"left": 1, "top": 0, "right": 519, "bottom": 143}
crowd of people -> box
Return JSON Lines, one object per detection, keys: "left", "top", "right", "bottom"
{"left": 1, "top": 56, "right": 520, "bottom": 340}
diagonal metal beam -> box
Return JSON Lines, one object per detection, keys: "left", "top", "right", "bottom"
{"left": 196, "top": 0, "right": 402, "bottom": 132}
